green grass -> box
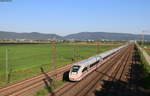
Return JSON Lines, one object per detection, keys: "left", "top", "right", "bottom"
{"left": 138, "top": 46, "right": 150, "bottom": 89}
{"left": 0, "top": 43, "right": 121, "bottom": 87}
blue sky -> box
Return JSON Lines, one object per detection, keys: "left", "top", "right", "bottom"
{"left": 0, "top": 0, "right": 149, "bottom": 35}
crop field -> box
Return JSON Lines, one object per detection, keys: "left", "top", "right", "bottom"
{"left": 0, "top": 42, "right": 122, "bottom": 86}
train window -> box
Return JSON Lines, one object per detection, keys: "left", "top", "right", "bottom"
{"left": 90, "top": 61, "right": 99, "bottom": 67}
{"left": 72, "top": 65, "right": 80, "bottom": 72}
{"left": 82, "top": 67, "right": 87, "bottom": 72}
{"left": 90, "top": 64, "right": 94, "bottom": 67}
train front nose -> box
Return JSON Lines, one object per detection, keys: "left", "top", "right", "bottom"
{"left": 69, "top": 72, "right": 80, "bottom": 81}
{"left": 69, "top": 65, "right": 81, "bottom": 81}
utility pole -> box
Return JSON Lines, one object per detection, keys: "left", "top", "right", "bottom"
{"left": 5, "top": 48, "right": 8, "bottom": 83}
{"left": 76, "top": 44, "right": 79, "bottom": 61}
{"left": 73, "top": 43, "right": 76, "bottom": 62}
{"left": 142, "top": 30, "right": 145, "bottom": 47}
{"left": 96, "top": 40, "right": 100, "bottom": 54}
{"left": 51, "top": 39, "right": 57, "bottom": 87}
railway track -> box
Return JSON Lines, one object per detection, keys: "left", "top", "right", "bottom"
{"left": 81, "top": 45, "right": 133, "bottom": 96}
{"left": 96, "top": 45, "right": 133, "bottom": 96}
{"left": 46, "top": 44, "right": 133, "bottom": 96}
{"left": 0, "top": 64, "right": 72, "bottom": 96}
{"left": 79, "top": 45, "right": 133, "bottom": 96}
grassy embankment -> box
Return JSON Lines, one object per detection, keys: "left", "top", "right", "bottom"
{"left": 138, "top": 44, "right": 150, "bottom": 89}
{"left": 0, "top": 43, "right": 121, "bottom": 87}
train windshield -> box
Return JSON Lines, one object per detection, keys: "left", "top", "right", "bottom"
{"left": 72, "top": 65, "right": 80, "bottom": 72}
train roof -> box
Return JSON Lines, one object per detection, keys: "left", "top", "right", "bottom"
{"left": 72, "top": 44, "right": 127, "bottom": 68}
{"left": 73, "top": 56, "right": 98, "bottom": 67}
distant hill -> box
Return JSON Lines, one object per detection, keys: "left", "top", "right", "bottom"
{"left": 0, "top": 31, "right": 62, "bottom": 40}
{"left": 64, "top": 32, "right": 150, "bottom": 41}
{"left": 0, "top": 31, "right": 150, "bottom": 41}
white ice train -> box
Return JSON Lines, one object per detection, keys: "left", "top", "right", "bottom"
{"left": 69, "top": 44, "right": 127, "bottom": 81}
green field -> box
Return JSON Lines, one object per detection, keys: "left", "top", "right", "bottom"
{"left": 0, "top": 43, "right": 121, "bottom": 86}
